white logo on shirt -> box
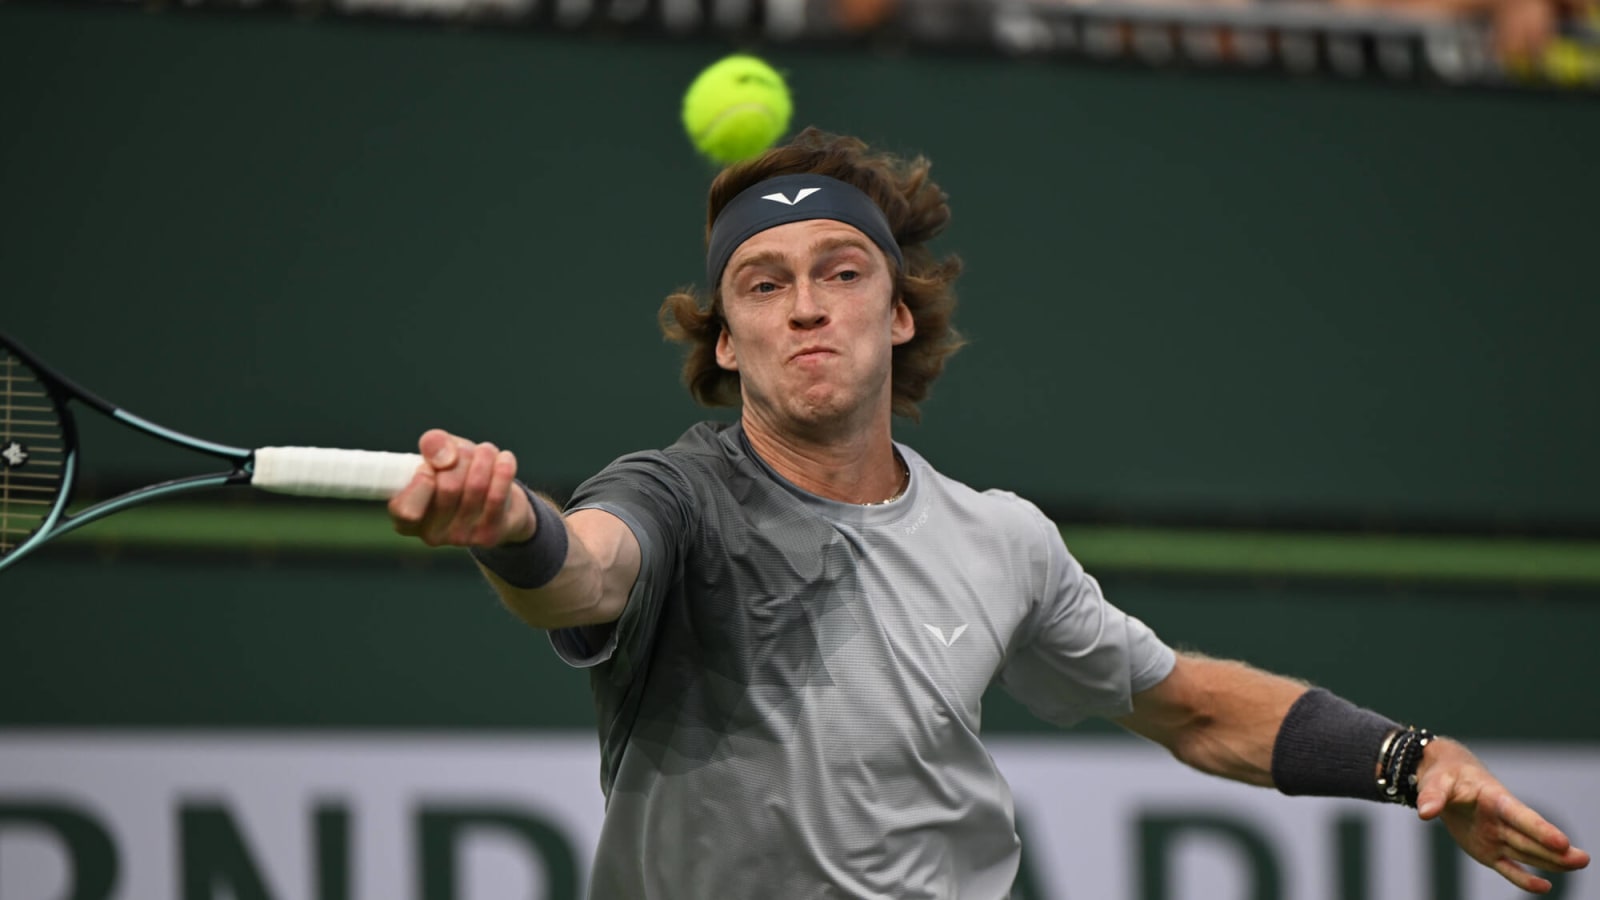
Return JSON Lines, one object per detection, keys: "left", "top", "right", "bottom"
{"left": 924, "top": 623, "right": 968, "bottom": 647}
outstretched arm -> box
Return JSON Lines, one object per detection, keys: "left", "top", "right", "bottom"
{"left": 1114, "top": 652, "right": 1305, "bottom": 787}
{"left": 387, "top": 428, "right": 639, "bottom": 630}
{"left": 1117, "top": 653, "right": 1589, "bottom": 894}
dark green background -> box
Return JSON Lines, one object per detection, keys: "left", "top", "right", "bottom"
{"left": 1, "top": 5, "right": 1596, "bottom": 742}
{"left": 5, "top": 553, "right": 1597, "bottom": 738}
{"left": 3, "top": 2, "right": 1596, "bottom": 527}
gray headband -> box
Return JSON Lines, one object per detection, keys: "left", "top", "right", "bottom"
{"left": 705, "top": 173, "right": 904, "bottom": 290}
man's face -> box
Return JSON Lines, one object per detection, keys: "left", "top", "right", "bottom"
{"left": 715, "top": 218, "right": 914, "bottom": 435}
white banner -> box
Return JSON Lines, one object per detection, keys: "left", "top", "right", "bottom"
{"left": 0, "top": 733, "right": 1594, "bottom": 899}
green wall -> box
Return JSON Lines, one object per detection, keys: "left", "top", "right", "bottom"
{"left": 5, "top": 553, "right": 1597, "bottom": 739}
{"left": 1, "top": 3, "right": 1596, "bottom": 743}
{"left": 3, "top": 4, "right": 1597, "bottom": 528}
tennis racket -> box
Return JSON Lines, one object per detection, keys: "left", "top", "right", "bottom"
{"left": 0, "top": 331, "right": 423, "bottom": 572}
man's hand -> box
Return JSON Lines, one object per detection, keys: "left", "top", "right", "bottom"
{"left": 1416, "top": 738, "right": 1591, "bottom": 893}
{"left": 388, "top": 428, "right": 536, "bottom": 548}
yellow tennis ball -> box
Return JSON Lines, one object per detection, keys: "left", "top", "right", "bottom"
{"left": 682, "top": 55, "right": 793, "bottom": 165}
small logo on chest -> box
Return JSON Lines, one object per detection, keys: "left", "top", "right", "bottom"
{"left": 923, "top": 623, "right": 968, "bottom": 647}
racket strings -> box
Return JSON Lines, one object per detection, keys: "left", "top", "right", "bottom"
{"left": 0, "top": 350, "right": 67, "bottom": 556}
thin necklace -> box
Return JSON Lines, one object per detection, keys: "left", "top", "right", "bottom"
{"left": 862, "top": 456, "right": 910, "bottom": 506}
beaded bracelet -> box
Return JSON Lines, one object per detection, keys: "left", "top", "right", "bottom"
{"left": 1376, "top": 726, "right": 1435, "bottom": 807}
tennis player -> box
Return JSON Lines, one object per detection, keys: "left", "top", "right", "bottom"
{"left": 389, "top": 128, "right": 1588, "bottom": 898}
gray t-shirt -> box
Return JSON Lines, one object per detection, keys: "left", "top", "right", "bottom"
{"left": 552, "top": 421, "right": 1175, "bottom": 899}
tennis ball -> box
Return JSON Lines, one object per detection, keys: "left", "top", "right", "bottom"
{"left": 682, "top": 55, "right": 792, "bottom": 165}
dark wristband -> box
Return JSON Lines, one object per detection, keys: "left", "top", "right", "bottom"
{"left": 469, "top": 483, "right": 569, "bottom": 589}
{"left": 1271, "top": 688, "right": 1401, "bottom": 802}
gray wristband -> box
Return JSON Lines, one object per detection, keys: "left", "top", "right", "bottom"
{"left": 1271, "top": 688, "right": 1401, "bottom": 802}
{"left": 469, "top": 483, "right": 569, "bottom": 589}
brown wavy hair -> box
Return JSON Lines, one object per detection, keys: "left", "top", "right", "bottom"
{"left": 658, "top": 127, "right": 965, "bottom": 422}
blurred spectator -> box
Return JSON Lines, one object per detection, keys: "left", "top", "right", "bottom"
{"left": 1332, "top": 0, "right": 1569, "bottom": 63}
{"left": 831, "top": 0, "right": 899, "bottom": 31}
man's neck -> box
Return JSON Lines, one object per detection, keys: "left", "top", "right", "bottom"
{"left": 740, "top": 413, "right": 905, "bottom": 506}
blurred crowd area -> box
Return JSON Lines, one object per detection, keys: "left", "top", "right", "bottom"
{"left": 318, "top": 0, "right": 1600, "bottom": 88}
{"left": 58, "top": 0, "right": 1600, "bottom": 90}
{"left": 81, "top": 0, "right": 1600, "bottom": 88}
{"left": 825, "top": 0, "right": 1600, "bottom": 86}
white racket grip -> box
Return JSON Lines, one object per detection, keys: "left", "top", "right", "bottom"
{"left": 251, "top": 447, "right": 425, "bottom": 500}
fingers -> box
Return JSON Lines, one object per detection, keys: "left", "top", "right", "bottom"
{"left": 1450, "top": 783, "right": 1591, "bottom": 893}
{"left": 1496, "top": 791, "right": 1575, "bottom": 856}
{"left": 1490, "top": 787, "right": 1592, "bottom": 872}
{"left": 1491, "top": 791, "right": 1580, "bottom": 851}
{"left": 388, "top": 463, "right": 437, "bottom": 537}
{"left": 421, "top": 438, "right": 474, "bottom": 544}
{"left": 1503, "top": 825, "right": 1562, "bottom": 865}
{"left": 450, "top": 441, "right": 502, "bottom": 544}
{"left": 427, "top": 439, "right": 492, "bottom": 546}
{"left": 391, "top": 431, "right": 527, "bottom": 548}
{"left": 1425, "top": 748, "right": 1591, "bottom": 893}
{"left": 419, "top": 428, "right": 457, "bottom": 469}
{"left": 1491, "top": 857, "right": 1553, "bottom": 895}
{"left": 481, "top": 450, "right": 526, "bottom": 543}
{"left": 1500, "top": 825, "right": 1590, "bottom": 875}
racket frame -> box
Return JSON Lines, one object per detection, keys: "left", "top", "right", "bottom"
{"left": 0, "top": 332, "right": 257, "bottom": 571}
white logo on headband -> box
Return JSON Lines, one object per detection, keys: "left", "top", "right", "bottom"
{"left": 761, "top": 187, "right": 822, "bottom": 206}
